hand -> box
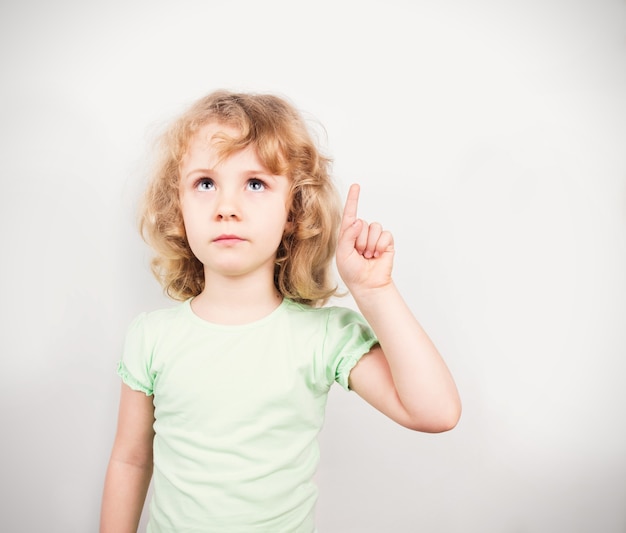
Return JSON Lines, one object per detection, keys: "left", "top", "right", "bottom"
{"left": 336, "top": 184, "right": 395, "bottom": 293}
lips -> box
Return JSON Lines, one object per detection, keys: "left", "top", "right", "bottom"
{"left": 213, "top": 234, "right": 245, "bottom": 244}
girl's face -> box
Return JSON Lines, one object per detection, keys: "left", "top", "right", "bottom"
{"left": 179, "top": 122, "right": 291, "bottom": 283}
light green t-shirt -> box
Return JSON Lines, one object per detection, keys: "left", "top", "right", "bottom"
{"left": 118, "top": 298, "right": 378, "bottom": 533}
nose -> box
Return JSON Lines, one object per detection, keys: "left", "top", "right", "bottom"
{"left": 214, "top": 188, "right": 240, "bottom": 220}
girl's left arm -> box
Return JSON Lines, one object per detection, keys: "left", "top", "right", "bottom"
{"left": 337, "top": 184, "right": 461, "bottom": 433}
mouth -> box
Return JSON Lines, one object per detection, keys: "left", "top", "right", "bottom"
{"left": 213, "top": 234, "right": 245, "bottom": 244}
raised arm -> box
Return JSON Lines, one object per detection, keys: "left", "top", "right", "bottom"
{"left": 100, "top": 383, "right": 155, "bottom": 533}
{"left": 336, "top": 184, "right": 461, "bottom": 433}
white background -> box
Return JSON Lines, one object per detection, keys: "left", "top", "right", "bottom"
{"left": 1, "top": 1, "right": 625, "bottom": 532}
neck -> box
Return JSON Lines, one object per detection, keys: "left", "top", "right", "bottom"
{"left": 191, "top": 270, "right": 283, "bottom": 325}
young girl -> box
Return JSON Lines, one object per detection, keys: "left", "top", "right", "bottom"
{"left": 100, "top": 90, "right": 461, "bottom": 533}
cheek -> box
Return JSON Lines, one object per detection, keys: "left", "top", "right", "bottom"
{"left": 180, "top": 206, "right": 202, "bottom": 246}
{"left": 275, "top": 207, "right": 291, "bottom": 234}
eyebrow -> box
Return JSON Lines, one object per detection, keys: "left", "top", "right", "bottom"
{"left": 182, "top": 168, "right": 279, "bottom": 181}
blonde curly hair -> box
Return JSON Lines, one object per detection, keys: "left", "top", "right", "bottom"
{"left": 140, "top": 90, "right": 342, "bottom": 306}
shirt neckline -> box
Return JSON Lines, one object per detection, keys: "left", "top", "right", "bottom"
{"left": 183, "top": 297, "right": 291, "bottom": 331}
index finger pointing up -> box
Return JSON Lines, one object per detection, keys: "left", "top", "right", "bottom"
{"left": 341, "top": 183, "right": 360, "bottom": 230}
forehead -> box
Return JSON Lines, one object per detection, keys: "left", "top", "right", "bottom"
{"left": 180, "top": 122, "right": 267, "bottom": 172}
{"left": 180, "top": 119, "right": 290, "bottom": 179}
{"left": 182, "top": 122, "right": 239, "bottom": 163}
{"left": 188, "top": 121, "right": 239, "bottom": 149}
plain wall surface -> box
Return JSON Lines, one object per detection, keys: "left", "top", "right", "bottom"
{"left": 1, "top": 1, "right": 625, "bottom": 531}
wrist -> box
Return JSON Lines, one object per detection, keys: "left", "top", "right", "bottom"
{"left": 349, "top": 281, "right": 398, "bottom": 310}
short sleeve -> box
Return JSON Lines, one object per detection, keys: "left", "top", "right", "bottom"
{"left": 323, "top": 307, "right": 379, "bottom": 391}
{"left": 117, "top": 313, "right": 155, "bottom": 396}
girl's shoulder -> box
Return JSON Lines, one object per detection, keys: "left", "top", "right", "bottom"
{"left": 126, "top": 299, "right": 190, "bottom": 336}
{"left": 283, "top": 299, "right": 368, "bottom": 328}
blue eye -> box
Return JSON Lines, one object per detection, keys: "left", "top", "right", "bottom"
{"left": 196, "top": 178, "right": 214, "bottom": 191}
{"left": 248, "top": 179, "right": 266, "bottom": 191}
